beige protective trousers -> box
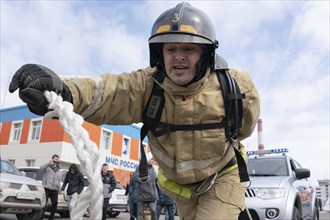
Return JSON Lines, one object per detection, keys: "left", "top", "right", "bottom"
{"left": 176, "top": 168, "right": 246, "bottom": 220}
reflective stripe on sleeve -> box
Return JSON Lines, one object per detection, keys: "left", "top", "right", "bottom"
{"left": 81, "top": 76, "right": 104, "bottom": 118}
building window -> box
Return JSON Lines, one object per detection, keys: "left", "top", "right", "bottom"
{"left": 25, "top": 159, "right": 35, "bottom": 167}
{"left": 122, "top": 137, "right": 130, "bottom": 157}
{"left": 30, "top": 120, "right": 42, "bottom": 140}
{"left": 8, "top": 159, "right": 15, "bottom": 165}
{"left": 11, "top": 122, "right": 22, "bottom": 141}
{"left": 101, "top": 130, "right": 112, "bottom": 150}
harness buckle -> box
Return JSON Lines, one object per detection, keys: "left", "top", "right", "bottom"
{"left": 139, "top": 176, "right": 149, "bottom": 183}
{"left": 154, "top": 123, "right": 174, "bottom": 137}
{"left": 161, "top": 123, "right": 173, "bottom": 132}
{"left": 195, "top": 172, "right": 218, "bottom": 196}
{"left": 194, "top": 157, "right": 237, "bottom": 196}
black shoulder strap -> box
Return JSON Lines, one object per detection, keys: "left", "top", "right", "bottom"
{"left": 216, "top": 69, "right": 249, "bottom": 182}
{"left": 216, "top": 69, "right": 244, "bottom": 140}
{"left": 139, "top": 82, "right": 165, "bottom": 181}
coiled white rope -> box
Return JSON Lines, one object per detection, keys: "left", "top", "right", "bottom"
{"left": 44, "top": 91, "right": 103, "bottom": 220}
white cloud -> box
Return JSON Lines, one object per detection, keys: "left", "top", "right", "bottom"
{"left": 291, "top": 1, "right": 329, "bottom": 53}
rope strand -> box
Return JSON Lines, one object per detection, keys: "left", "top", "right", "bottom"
{"left": 44, "top": 91, "right": 103, "bottom": 220}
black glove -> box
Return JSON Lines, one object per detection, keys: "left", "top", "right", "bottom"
{"left": 9, "top": 64, "right": 73, "bottom": 115}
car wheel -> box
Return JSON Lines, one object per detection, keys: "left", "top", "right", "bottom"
{"left": 58, "top": 210, "right": 70, "bottom": 218}
{"left": 292, "top": 207, "right": 301, "bottom": 220}
{"left": 107, "top": 210, "right": 121, "bottom": 217}
{"left": 16, "top": 209, "right": 43, "bottom": 220}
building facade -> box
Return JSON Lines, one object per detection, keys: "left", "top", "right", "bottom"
{"left": 0, "top": 105, "right": 150, "bottom": 186}
{"left": 317, "top": 179, "right": 330, "bottom": 207}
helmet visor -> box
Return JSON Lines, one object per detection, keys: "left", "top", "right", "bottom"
{"left": 149, "top": 33, "right": 213, "bottom": 45}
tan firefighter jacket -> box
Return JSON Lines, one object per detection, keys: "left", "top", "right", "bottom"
{"left": 63, "top": 66, "right": 260, "bottom": 186}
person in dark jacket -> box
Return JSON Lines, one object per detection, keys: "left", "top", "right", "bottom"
{"left": 101, "top": 163, "right": 116, "bottom": 220}
{"left": 39, "top": 154, "right": 62, "bottom": 220}
{"left": 156, "top": 186, "right": 175, "bottom": 220}
{"left": 137, "top": 153, "right": 158, "bottom": 220}
{"left": 60, "top": 164, "right": 85, "bottom": 217}
{"left": 127, "top": 171, "right": 139, "bottom": 220}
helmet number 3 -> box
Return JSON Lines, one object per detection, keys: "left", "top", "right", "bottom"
{"left": 172, "top": 13, "right": 179, "bottom": 22}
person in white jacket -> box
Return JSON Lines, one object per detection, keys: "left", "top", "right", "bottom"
{"left": 39, "top": 154, "right": 62, "bottom": 220}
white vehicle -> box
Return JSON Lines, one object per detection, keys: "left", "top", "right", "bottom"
{"left": 242, "top": 148, "right": 319, "bottom": 220}
{"left": 0, "top": 158, "right": 46, "bottom": 220}
{"left": 107, "top": 181, "right": 128, "bottom": 218}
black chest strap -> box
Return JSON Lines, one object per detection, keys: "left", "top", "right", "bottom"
{"left": 139, "top": 83, "right": 165, "bottom": 180}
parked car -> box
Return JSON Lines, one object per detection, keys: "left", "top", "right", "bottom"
{"left": 0, "top": 158, "right": 46, "bottom": 220}
{"left": 18, "top": 166, "right": 89, "bottom": 218}
{"left": 241, "top": 148, "right": 319, "bottom": 220}
{"left": 107, "top": 181, "right": 128, "bottom": 218}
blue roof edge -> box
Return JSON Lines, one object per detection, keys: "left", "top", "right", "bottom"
{"left": 0, "top": 105, "right": 144, "bottom": 142}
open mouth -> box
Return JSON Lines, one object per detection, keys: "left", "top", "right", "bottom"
{"left": 174, "top": 66, "right": 188, "bottom": 70}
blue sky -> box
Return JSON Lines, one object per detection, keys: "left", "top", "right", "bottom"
{"left": 1, "top": 0, "right": 329, "bottom": 185}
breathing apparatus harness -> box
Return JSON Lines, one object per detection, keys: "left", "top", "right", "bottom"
{"left": 138, "top": 66, "right": 250, "bottom": 190}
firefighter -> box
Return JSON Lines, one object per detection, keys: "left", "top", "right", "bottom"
{"left": 9, "top": 2, "right": 260, "bottom": 219}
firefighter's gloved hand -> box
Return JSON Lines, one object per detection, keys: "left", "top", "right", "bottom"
{"left": 9, "top": 64, "right": 73, "bottom": 116}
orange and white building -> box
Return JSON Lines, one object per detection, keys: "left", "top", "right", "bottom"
{"left": 0, "top": 105, "right": 150, "bottom": 187}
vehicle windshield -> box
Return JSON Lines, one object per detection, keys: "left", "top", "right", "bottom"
{"left": 0, "top": 159, "right": 21, "bottom": 175}
{"left": 248, "top": 157, "right": 289, "bottom": 176}
{"left": 23, "top": 169, "right": 43, "bottom": 180}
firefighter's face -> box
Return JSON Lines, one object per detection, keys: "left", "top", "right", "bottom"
{"left": 163, "top": 43, "right": 203, "bottom": 86}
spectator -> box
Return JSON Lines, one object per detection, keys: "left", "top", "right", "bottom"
{"left": 101, "top": 163, "right": 116, "bottom": 220}
{"left": 60, "top": 164, "right": 85, "bottom": 218}
{"left": 137, "top": 153, "right": 158, "bottom": 220}
{"left": 156, "top": 186, "right": 175, "bottom": 220}
{"left": 127, "top": 171, "right": 139, "bottom": 220}
{"left": 39, "top": 154, "right": 62, "bottom": 220}
{"left": 318, "top": 198, "right": 323, "bottom": 211}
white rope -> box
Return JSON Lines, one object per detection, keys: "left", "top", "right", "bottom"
{"left": 44, "top": 91, "right": 103, "bottom": 220}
